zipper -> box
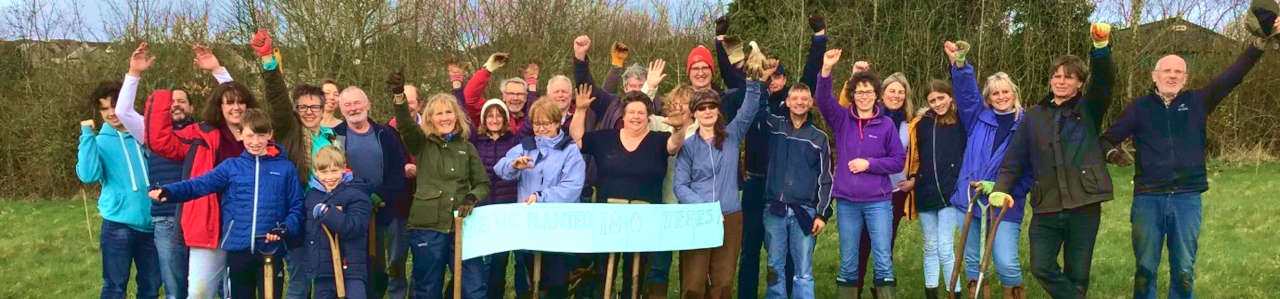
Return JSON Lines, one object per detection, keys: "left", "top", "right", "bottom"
{"left": 931, "top": 119, "right": 944, "bottom": 207}
{"left": 118, "top": 133, "right": 139, "bottom": 191}
{"left": 1163, "top": 100, "right": 1177, "bottom": 166}
{"left": 220, "top": 220, "right": 236, "bottom": 248}
{"left": 251, "top": 155, "right": 261, "bottom": 253}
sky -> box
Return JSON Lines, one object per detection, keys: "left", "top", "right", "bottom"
{"left": 0, "top": 0, "right": 1254, "bottom": 41}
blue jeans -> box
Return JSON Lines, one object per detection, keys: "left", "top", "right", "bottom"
{"left": 407, "top": 229, "right": 486, "bottom": 299}
{"left": 962, "top": 213, "right": 1024, "bottom": 286}
{"left": 763, "top": 206, "right": 816, "bottom": 299}
{"left": 647, "top": 251, "right": 672, "bottom": 284}
{"left": 919, "top": 209, "right": 957, "bottom": 290}
{"left": 187, "top": 247, "right": 227, "bottom": 299}
{"left": 836, "top": 199, "right": 895, "bottom": 286}
{"left": 1132, "top": 192, "right": 1201, "bottom": 299}
{"left": 152, "top": 216, "right": 188, "bottom": 299}
{"left": 284, "top": 246, "right": 312, "bottom": 299}
{"left": 100, "top": 219, "right": 161, "bottom": 299}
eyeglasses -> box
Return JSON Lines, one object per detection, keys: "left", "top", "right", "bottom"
{"left": 690, "top": 66, "right": 712, "bottom": 72}
{"left": 853, "top": 90, "right": 876, "bottom": 96}
{"left": 532, "top": 121, "right": 558, "bottom": 128}
{"left": 295, "top": 104, "right": 323, "bottom": 112}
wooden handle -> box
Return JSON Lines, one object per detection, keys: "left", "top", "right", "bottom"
{"left": 323, "top": 225, "right": 347, "bottom": 298}
{"left": 453, "top": 217, "right": 463, "bottom": 299}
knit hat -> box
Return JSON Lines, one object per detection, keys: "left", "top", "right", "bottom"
{"left": 686, "top": 45, "right": 715, "bottom": 74}
{"left": 723, "top": 36, "right": 745, "bottom": 65}
{"left": 481, "top": 98, "right": 510, "bottom": 124}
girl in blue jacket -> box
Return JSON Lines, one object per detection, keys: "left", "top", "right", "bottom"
{"left": 151, "top": 109, "right": 305, "bottom": 299}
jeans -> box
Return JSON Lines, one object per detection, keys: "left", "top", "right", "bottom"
{"left": 152, "top": 216, "right": 188, "bottom": 299}
{"left": 188, "top": 247, "right": 227, "bottom": 299}
{"left": 385, "top": 218, "right": 411, "bottom": 299}
{"left": 853, "top": 191, "right": 906, "bottom": 287}
{"left": 314, "top": 277, "right": 368, "bottom": 299}
{"left": 1029, "top": 203, "right": 1100, "bottom": 299}
{"left": 226, "top": 250, "right": 285, "bottom": 299}
{"left": 407, "top": 229, "right": 486, "bottom": 299}
{"left": 836, "top": 200, "right": 895, "bottom": 286}
{"left": 647, "top": 251, "right": 673, "bottom": 284}
{"left": 919, "top": 209, "right": 956, "bottom": 290}
{"left": 284, "top": 246, "right": 312, "bottom": 299}
{"left": 961, "top": 210, "right": 1024, "bottom": 286}
{"left": 1132, "top": 192, "right": 1201, "bottom": 299}
{"left": 100, "top": 219, "right": 162, "bottom": 299}
{"left": 763, "top": 206, "right": 816, "bottom": 299}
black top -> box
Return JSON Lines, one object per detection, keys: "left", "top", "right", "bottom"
{"left": 993, "top": 112, "right": 1016, "bottom": 156}
{"left": 581, "top": 129, "right": 671, "bottom": 203}
{"left": 914, "top": 115, "right": 967, "bottom": 212}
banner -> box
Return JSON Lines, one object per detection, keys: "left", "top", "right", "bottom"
{"left": 459, "top": 202, "right": 724, "bottom": 260}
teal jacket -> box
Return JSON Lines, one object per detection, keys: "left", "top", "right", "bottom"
{"left": 76, "top": 125, "right": 153, "bottom": 232}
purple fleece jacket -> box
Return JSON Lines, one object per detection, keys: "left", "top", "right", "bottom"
{"left": 814, "top": 74, "right": 906, "bottom": 203}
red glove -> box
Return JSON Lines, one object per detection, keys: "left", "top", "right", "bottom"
{"left": 251, "top": 28, "right": 273, "bottom": 57}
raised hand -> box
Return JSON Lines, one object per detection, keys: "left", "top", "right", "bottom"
{"left": 512, "top": 156, "right": 535, "bottom": 170}
{"left": 809, "top": 15, "right": 826, "bottom": 34}
{"left": 715, "top": 16, "right": 729, "bottom": 36}
{"left": 484, "top": 52, "right": 509, "bottom": 72}
{"left": 761, "top": 58, "right": 779, "bottom": 81}
{"left": 744, "top": 41, "right": 767, "bottom": 80}
{"left": 386, "top": 68, "right": 406, "bottom": 95}
{"left": 645, "top": 59, "right": 667, "bottom": 89}
{"left": 1091, "top": 22, "right": 1112, "bottom": 48}
{"left": 250, "top": 28, "right": 273, "bottom": 57}
{"left": 80, "top": 119, "right": 95, "bottom": 128}
{"left": 128, "top": 42, "right": 155, "bottom": 76}
{"left": 662, "top": 110, "right": 690, "bottom": 128}
{"left": 524, "top": 62, "right": 540, "bottom": 91}
{"left": 611, "top": 41, "right": 630, "bottom": 67}
{"left": 852, "top": 61, "right": 871, "bottom": 75}
{"left": 821, "top": 49, "right": 842, "bottom": 76}
{"left": 574, "top": 84, "right": 596, "bottom": 111}
{"left": 573, "top": 35, "right": 592, "bottom": 60}
{"left": 192, "top": 44, "right": 222, "bottom": 72}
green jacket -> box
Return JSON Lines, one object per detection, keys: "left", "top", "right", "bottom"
{"left": 395, "top": 101, "right": 490, "bottom": 232}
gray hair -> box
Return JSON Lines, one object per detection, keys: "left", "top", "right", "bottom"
{"left": 622, "top": 63, "right": 647, "bottom": 82}
{"left": 547, "top": 75, "right": 572, "bottom": 89}
{"left": 500, "top": 77, "right": 527, "bottom": 92}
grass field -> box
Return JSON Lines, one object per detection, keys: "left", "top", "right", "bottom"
{"left": 3, "top": 162, "right": 1279, "bottom": 298}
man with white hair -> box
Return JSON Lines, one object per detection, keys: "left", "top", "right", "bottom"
{"left": 1100, "top": 6, "right": 1277, "bottom": 298}
{"left": 334, "top": 85, "right": 410, "bottom": 299}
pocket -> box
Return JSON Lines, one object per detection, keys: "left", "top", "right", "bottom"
{"left": 409, "top": 189, "right": 443, "bottom": 227}
{"left": 1079, "top": 165, "right": 1113, "bottom": 195}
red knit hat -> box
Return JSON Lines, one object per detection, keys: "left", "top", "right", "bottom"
{"left": 686, "top": 45, "right": 714, "bottom": 74}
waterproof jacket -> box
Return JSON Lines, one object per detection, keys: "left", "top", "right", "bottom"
{"left": 161, "top": 143, "right": 305, "bottom": 254}
{"left": 305, "top": 173, "right": 371, "bottom": 279}
{"left": 950, "top": 63, "right": 1034, "bottom": 223}
{"left": 77, "top": 125, "right": 154, "bottom": 232}
{"left": 814, "top": 75, "right": 907, "bottom": 203}
{"left": 333, "top": 120, "right": 409, "bottom": 222}
{"left": 495, "top": 133, "right": 586, "bottom": 203}
{"left": 394, "top": 101, "right": 491, "bottom": 233}
{"left": 904, "top": 113, "right": 966, "bottom": 218}
{"left": 994, "top": 46, "right": 1116, "bottom": 213}
{"left": 1103, "top": 46, "right": 1264, "bottom": 195}
{"left": 145, "top": 89, "right": 226, "bottom": 249}
{"left": 760, "top": 82, "right": 834, "bottom": 220}
{"left": 674, "top": 81, "right": 762, "bottom": 214}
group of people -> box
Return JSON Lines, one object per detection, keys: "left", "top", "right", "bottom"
{"left": 75, "top": 5, "right": 1279, "bottom": 299}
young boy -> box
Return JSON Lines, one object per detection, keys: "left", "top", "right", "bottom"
{"left": 77, "top": 80, "right": 162, "bottom": 299}
{"left": 306, "top": 145, "right": 372, "bottom": 298}
{"left": 150, "top": 108, "right": 305, "bottom": 298}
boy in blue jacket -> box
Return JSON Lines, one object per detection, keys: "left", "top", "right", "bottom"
{"left": 306, "top": 145, "right": 372, "bottom": 299}
{"left": 150, "top": 108, "right": 305, "bottom": 298}
{"left": 77, "top": 80, "right": 162, "bottom": 299}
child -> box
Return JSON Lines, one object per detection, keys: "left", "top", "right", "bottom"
{"left": 150, "top": 108, "right": 305, "bottom": 298}
{"left": 306, "top": 145, "right": 372, "bottom": 298}
{"left": 77, "top": 80, "right": 161, "bottom": 299}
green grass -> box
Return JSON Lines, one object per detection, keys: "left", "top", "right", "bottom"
{"left": 4, "top": 162, "right": 1280, "bottom": 298}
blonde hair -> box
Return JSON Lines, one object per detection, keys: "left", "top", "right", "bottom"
{"left": 882, "top": 72, "right": 915, "bottom": 119}
{"left": 528, "top": 98, "right": 564, "bottom": 126}
{"left": 662, "top": 84, "right": 695, "bottom": 115}
{"left": 982, "top": 72, "right": 1024, "bottom": 118}
{"left": 420, "top": 93, "right": 472, "bottom": 139}
{"left": 313, "top": 145, "right": 347, "bottom": 171}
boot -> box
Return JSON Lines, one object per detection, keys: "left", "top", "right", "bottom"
{"left": 870, "top": 287, "right": 878, "bottom": 298}
{"left": 874, "top": 284, "right": 896, "bottom": 299}
{"left": 1008, "top": 285, "right": 1027, "bottom": 299}
{"left": 925, "top": 287, "right": 939, "bottom": 299}
{"left": 645, "top": 282, "right": 668, "bottom": 299}
{"left": 838, "top": 285, "right": 860, "bottom": 299}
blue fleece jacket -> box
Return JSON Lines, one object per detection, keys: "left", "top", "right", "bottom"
{"left": 950, "top": 63, "right": 1034, "bottom": 223}
{"left": 77, "top": 125, "right": 153, "bottom": 232}
{"left": 495, "top": 132, "right": 586, "bottom": 203}
{"left": 161, "top": 143, "right": 305, "bottom": 254}
{"left": 674, "top": 81, "right": 763, "bottom": 214}
{"left": 814, "top": 75, "right": 907, "bottom": 203}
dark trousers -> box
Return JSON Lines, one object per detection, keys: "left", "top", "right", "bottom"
{"left": 739, "top": 175, "right": 793, "bottom": 299}
{"left": 515, "top": 252, "right": 573, "bottom": 298}
{"left": 484, "top": 251, "right": 512, "bottom": 299}
{"left": 853, "top": 191, "right": 906, "bottom": 287}
{"left": 227, "top": 250, "right": 285, "bottom": 299}
{"left": 313, "top": 276, "right": 368, "bottom": 299}
{"left": 1029, "top": 203, "right": 1101, "bottom": 299}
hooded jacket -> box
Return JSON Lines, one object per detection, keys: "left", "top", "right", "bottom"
{"left": 77, "top": 124, "right": 153, "bottom": 232}
{"left": 472, "top": 99, "right": 521, "bottom": 205}
{"left": 673, "top": 81, "right": 762, "bottom": 214}
{"left": 395, "top": 101, "right": 491, "bottom": 233}
{"left": 995, "top": 46, "right": 1116, "bottom": 213}
{"left": 948, "top": 63, "right": 1034, "bottom": 223}
{"left": 814, "top": 75, "right": 907, "bottom": 203}
{"left": 109, "top": 73, "right": 195, "bottom": 218}
{"left": 760, "top": 80, "right": 834, "bottom": 226}
{"left": 495, "top": 132, "right": 586, "bottom": 204}
{"left": 1103, "top": 46, "right": 1264, "bottom": 195}
{"left": 305, "top": 173, "right": 371, "bottom": 279}
{"left": 160, "top": 143, "right": 305, "bottom": 254}
{"left": 145, "top": 89, "right": 226, "bottom": 249}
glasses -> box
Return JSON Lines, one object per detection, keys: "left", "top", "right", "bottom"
{"left": 532, "top": 121, "right": 557, "bottom": 128}
{"left": 695, "top": 105, "right": 718, "bottom": 112}
{"left": 295, "top": 104, "right": 323, "bottom": 112}
{"left": 853, "top": 90, "right": 876, "bottom": 96}
{"left": 690, "top": 66, "right": 712, "bottom": 72}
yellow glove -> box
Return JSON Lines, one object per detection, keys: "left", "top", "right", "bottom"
{"left": 484, "top": 53, "right": 509, "bottom": 72}
{"left": 611, "top": 42, "right": 630, "bottom": 67}
{"left": 989, "top": 192, "right": 1013, "bottom": 208}
{"left": 1091, "top": 22, "right": 1112, "bottom": 48}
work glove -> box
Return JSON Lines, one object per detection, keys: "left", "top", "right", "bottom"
{"left": 1248, "top": 0, "right": 1279, "bottom": 38}
{"left": 1091, "top": 22, "right": 1112, "bottom": 48}
{"left": 744, "top": 41, "right": 766, "bottom": 80}
{"left": 371, "top": 193, "right": 385, "bottom": 209}
{"left": 715, "top": 16, "right": 729, "bottom": 36}
{"left": 988, "top": 192, "right": 1013, "bottom": 208}
{"left": 1106, "top": 146, "right": 1135, "bottom": 166}
{"left": 484, "top": 53, "right": 509, "bottom": 72}
{"left": 312, "top": 203, "right": 328, "bottom": 218}
{"left": 723, "top": 36, "right": 745, "bottom": 65}
{"left": 386, "top": 69, "right": 405, "bottom": 95}
{"left": 809, "top": 15, "right": 826, "bottom": 33}
{"left": 251, "top": 28, "right": 273, "bottom": 57}
{"left": 953, "top": 41, "right": 971, "bottom": 65}
{"left": 457, "top": 193, "right": 478, "bottom": 218}
{"left": 972, "top": 181, "right": 995, "bottom": 195}
{"left": 611, "top": 42, "right": 630, "bottom": 68}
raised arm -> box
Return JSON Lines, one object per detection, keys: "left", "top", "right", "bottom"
{"left": 115, "top": 42, "right": 154, "bottom": 141}
{"left": 465, "top": 53, "right": 508, "bottom": 125}
{"left": 569, "top": 86, "right": 594, "bottom": 148}
{"left": 76, "top": 123, "right": 103, "bottom": 184}
{"left": 144, "top": 89, "right": 188, "bottom": 161}
{"left": 814, "top": 49, "right": 847, "bottom": 131}
{"left": 801, "top": 16, "right": 828, "bottom": 88}
{"left": 1082, "top": 23, "right": 1116, "bottom": 130}
{"left": 947, "top": 41, "right": 984, "bottom": 132}
{"left": 252, "top": 31, "right": 301, "bottom": 147}
{"left": 161, "top": 161, "right": 232, "bottom": 203}
{"left": 1203, "top": 45, "right": 1264, "bottom": 114}
{"left": 726, "top": 80, "right": 763, "bottom": 140}
{"left": 391, "top": 80, "right": 426, "bottom": 156}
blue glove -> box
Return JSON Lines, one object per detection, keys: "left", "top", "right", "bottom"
{"left": 312, "top": 203, "right": 328, "bottom": 218}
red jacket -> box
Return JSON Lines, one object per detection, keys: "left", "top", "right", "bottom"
{"left": 145, "top": 90, "right": 222, "bottom": 249}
